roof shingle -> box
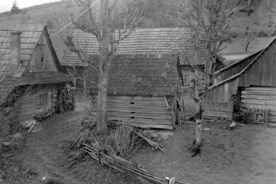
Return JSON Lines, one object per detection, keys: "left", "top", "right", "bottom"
{"left": 62, "top": 27, "right": 207, "bottom": 66}
{"left": 88, "top": 55, "right": 180, "bottom": 97}
{"left": 0, "top": 24, "right": 45, "bottom": 79}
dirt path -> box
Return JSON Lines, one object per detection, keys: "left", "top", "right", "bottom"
{"left": 22, "top": 111, "right": 86, "bottom": 184}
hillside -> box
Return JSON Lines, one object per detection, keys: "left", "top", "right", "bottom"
{"left": 0, "top": 0, "right": 275, "bottom": 60}
{"left": 0, "top": 0, "right": 275, "bottom": 36}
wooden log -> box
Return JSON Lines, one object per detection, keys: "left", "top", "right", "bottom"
{"left": 107, "top": 108, "right": 171, "bottom": 115}
{"left": 109, "top": 120, "right": 173, "bottom": 129}
{"left": 107, "top": 116, "right": 171, "bottom": 125}
{"left": 107, "top": 106, "right": 169, "bottom": 112}
{"left": 82, "top": 143, "right": 187, "bottom": 184}
{"left": 107, "top": 112, "right": 171, "bottom": 120}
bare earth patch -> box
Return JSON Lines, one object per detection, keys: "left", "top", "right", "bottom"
{"left": 132, "top": 122, "right": 276, "bottom": 184}
{"left": 2, "top": 104, "right": 276, "bottom": 184}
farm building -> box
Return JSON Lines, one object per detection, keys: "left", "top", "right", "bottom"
{"left": 62, "top": 28, "right": 208, "bottom": 123}
{"left": 62, "top": 28, "right": 207, "bottom": 129}
{"left": 203, "top": 36, "right": 276, "bottom": 124}
{"left": 0, "top": 24, "right": 73, "bottom": 134}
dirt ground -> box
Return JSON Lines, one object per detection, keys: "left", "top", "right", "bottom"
{"left": 10, "top": 99, "right": 140, "bottom": 184}
{"left": 132, "top": 122, "right": 276, "bottom": 184}
{"left": 1, "top": 97, "right": 276, "bottom": 184}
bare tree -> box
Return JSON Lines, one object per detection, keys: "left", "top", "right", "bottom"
{"left": 60, "top": 0, "right": 145, "bottom": 133}
{"left": 169, "top": 0, "right": 240, "bottom": 147}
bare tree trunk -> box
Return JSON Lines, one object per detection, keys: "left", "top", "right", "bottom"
{"left": 96, "top": 68, "right": 109, "bottom": 133}
{"left": 95, "top": 0, "right": 111, "bottom": 134}
{"left": 96, "top": 48, "right": 112, "bottom": 133}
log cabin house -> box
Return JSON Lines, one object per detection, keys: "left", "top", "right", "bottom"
{"left": 62, "top": 28, "right": 208, "bottom": 124}
{"left": 0, "top": 24, "right": 72, "bottom": 133}
{"left": 204, "top": 36, "right": 276, "bottom": 124}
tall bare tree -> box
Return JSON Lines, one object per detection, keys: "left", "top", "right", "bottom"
{"left": 62, "top": 0, "right": 145, "bottom": 133}
{"left": 169, "top": 0, "right": 240, "bottom": 146}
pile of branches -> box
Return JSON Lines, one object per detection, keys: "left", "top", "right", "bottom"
{"left": 106, "top": 123, "right": 143, "bottom": 159}
{"left": 76, "top": 119, "right": 165, "bottom": 158}
{"left": 70, "top": 117, "right": 186, "bottom": 184}
{"left": 79, "top": 134, "right": 185, "bottom": 184}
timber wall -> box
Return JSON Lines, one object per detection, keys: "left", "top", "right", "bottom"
{"left": 239, "top": 40, "right": 276, "bottom": 87}
{"left": 93, "top": 96, "right": 175, "bottom": 129}
{"left": 205, "top": 38, "right": 276, "bottom": 121}
{"left": 19, "top": 84, "right": 58, "bottom": 121}
{"left": 203, "top": 78, "right": 239, "bottom": 120}
{"left": 241, "top": 87, "right": 276, "bottom": 123}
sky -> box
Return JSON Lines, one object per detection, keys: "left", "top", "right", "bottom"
{"left": 0, "top": 0, "right": 61, "bottom": 13}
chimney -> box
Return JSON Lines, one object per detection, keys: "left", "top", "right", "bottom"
{"left": 10, "top": 31, "right": 22, "bottom": 73}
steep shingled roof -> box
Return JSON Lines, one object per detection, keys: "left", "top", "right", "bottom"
{"left": 0, "top": 24, "right": 71, "bottom": 104}
{"left": 0, "top": 24, "right": 46, "bottom": 103}
{"left": 0, "top": 24, "right": 45, "bottom": 80}
{"left": 62, "top": 27, "right": 207, "bottom": 66}
{"left": 88, "top": 55, "right": 180, "bottom": 96}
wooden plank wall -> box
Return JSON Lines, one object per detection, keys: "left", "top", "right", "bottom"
{"left": 19, "top": 85, "right": 58, "bottom": 121}
{"left": 239, "top": 41, "right": 276, "bottom": 87}
{"left": 203, "top": 78, "right": 239, "bottom": 120}
{"left": 241, "top": 87, "right": 276, "bottom": 123}
{"left": 30, "top": 32, "right": 58, "bottom": 72}
{"left": 93, "top": 96, "right": 174, "bottom": 129}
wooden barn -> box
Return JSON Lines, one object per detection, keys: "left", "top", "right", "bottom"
{"left": 90, "top": 54, "right": 181, "bottom": 129}
{"left": 204, "top": 36, "right": 276, "bottom": 124}
{"left": 0, "top": 24, "right": 73, "bottom": 132}
{"left": 62, "top": 28, "right": 209, "bottom": 129}
{"left": 62, "top": 27, "right": 208, "bottom": 122}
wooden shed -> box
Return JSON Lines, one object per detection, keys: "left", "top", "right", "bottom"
{"left": 0, "top": 24, "right": 72, "bottom": 133}
{"left": 62, "top": 28, "right": 191, "bottom": 129}
{"left": 204, "top": 36, "right": 276, "bottom": 123}
{"left": 91, "top": 54, "right": 181, "bottom": 129}
{"left": 62, "top": 27, "right": 209, "bottom": 120}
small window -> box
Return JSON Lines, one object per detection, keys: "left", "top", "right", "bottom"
{"left": 182, "top": 71, "right": 191, "bottom": 86}
{"left": 36, "top": 93, "right": 48, "bottom": 107}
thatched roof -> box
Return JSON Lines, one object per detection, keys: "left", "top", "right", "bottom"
{"left": 88, "top": 54, "right": 180, "bottom": 97}
{"left": 62, "top": 27, "right": 207, "bottom": 66}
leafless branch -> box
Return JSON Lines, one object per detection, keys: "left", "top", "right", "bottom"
{"left": 64, "top": 35, "right": 90, "bottom": 62}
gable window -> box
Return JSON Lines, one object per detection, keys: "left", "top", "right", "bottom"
{"left": 36, "top": 93, "right": 48, "bottom": 107}
{"left": 182, "top": 71, "right": 191, "bottom": 86}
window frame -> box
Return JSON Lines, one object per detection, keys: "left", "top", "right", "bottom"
{"left": 36, "top": 93, "right": 48, "bottom": 108}
{"left": 182, "top": 71, "right": 191, "bottom": 86}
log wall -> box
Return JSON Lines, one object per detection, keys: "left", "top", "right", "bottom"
{"left": 19, "top": 84, "right": 58, "bottom": 121}
{"left": 241, "top": 87, "right": 276, "bottom": 123}
{"left": 93, "top": 96, "right": 175, "bottom": 129}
